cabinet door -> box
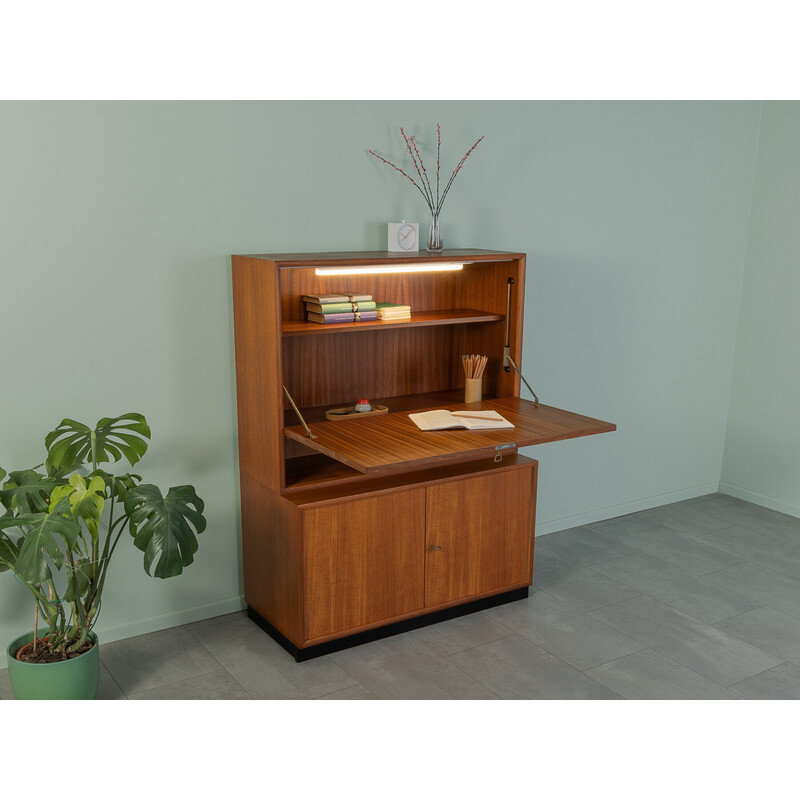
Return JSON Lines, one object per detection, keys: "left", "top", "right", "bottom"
{"left": 301, "top": 488, "right": 426, "bottom": 642}
{"left": 425, "top": 466, "right": 534, "bottom": 608}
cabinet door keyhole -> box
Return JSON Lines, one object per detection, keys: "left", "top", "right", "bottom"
{"left": 429, "top": 544, "right": 442, "bottom": 551}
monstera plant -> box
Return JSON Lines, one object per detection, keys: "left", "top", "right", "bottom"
{"left": 0, "top": 412, "right": 205, "bottom": 668}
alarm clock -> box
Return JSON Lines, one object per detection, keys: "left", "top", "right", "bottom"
{"left": 388, "top": 221, "right": 419, "bottom": 252}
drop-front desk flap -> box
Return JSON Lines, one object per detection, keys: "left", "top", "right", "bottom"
{"left": 283, "top": 397, "right": 616, "bottom": 474}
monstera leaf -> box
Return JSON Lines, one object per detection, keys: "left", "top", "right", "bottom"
{"left": 88, "top": 468, "right": 141, "bottom": 503}
{"left": 124, "top": 484, "right": 206, "bottom": 578}
{"left": 63, "top": 556, "right": 95, "bottom": 601}
{"left": 50, "top": 474, "right": 105, "bottom": 541}
{"left": 0, "top": 469, "right": 60, "bottom": 514}
{"left": 0, "top": 530, "right": 19, "bottom": 572}
{"left": 45, "top": 413, "right": 151, "bottom": 473}
{"left": 2, "top": 498, "right": 80, "bottom": 584}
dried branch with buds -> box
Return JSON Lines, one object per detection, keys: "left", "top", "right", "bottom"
{"left": 368, "top": 123, "right": 484, "bottom": 216}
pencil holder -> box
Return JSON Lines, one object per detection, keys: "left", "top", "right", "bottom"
{"left": 465, "top": 378, "right": 482, "bottom": 404}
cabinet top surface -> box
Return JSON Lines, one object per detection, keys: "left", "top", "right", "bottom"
{"left": 233, "top": 249, "right": 525, "bottom": 267}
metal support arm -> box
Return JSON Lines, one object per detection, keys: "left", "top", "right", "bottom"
{"left": 503, "top": 277, "right": 540, "bottom": 406}
{"left": 282, "top": 385, "right": 318, "bottom": 439}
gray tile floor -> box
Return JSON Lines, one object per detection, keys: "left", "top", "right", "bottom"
{"left": 4, "top": 492, "right": 800, "bottom": 700}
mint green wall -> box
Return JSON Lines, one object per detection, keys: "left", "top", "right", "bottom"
{"left": 0, "top": 101, "right": 761, "bottom": 647}
{"left": 721, "top": 102, "right": 800, "bottom": 514}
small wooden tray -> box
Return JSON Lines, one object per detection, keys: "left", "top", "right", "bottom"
{"left": 325, "top": 405, "right": 389, "bottom": 421}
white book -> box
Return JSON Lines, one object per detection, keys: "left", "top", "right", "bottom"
{"left": 408, "top": 409, "right": 514, "bottom": 431}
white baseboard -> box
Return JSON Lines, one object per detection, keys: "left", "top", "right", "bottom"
{"left": 94, "top": 595, "right": 246, "bottom": 645}
{"left": 719, "top": 482, "right": 800, "bottom": 520}
{"left": 535, "top": 481, "right": 721, "bottom": 536}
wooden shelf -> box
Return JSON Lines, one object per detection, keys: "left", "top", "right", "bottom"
{"left": 281, "top": 308, "right": 503, "bottom": 337}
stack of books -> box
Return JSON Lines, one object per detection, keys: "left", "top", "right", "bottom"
{"left": 303, "top": 292, "right": 378, "bottom": 324}
{"left": 375, "top": 302, "right": 412, "bottom": 321}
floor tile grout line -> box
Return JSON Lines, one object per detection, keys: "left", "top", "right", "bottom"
{"left": 719, "top": 657, "right": 788, "bottom": 690}
{"left": 688, "top": 532, "right": 800, "bottom": 562}
{"left": 125, "top": 669, "right": 255, "bottom": 700}
{"left": 579, "top": 646, "right": 738, "bottom": 697}
{"left": 97, "top": 659, "right": 128, "bottom": 699}
{"left": 409, "top": 633, "right": 518, "bottom": 659}
{"left": 580, "top": 583, "right": 796, "bottom": 676}
{"left": 702, "top": 569, "right": 800, "bottom": 623}
{"left": 313, "top": 683, "right": 373, "bottom": 700}
{"left": 183, "top": 621, "right": 241, "bottom": 675}
{"left": 512, "top": 625, "right": 649, "bottom": 674}
{"left": 536, "top": 586, "right": 712, "bottom": 653}
{"left": 328, "top": 635, "right": 504, "bottom": 699}
{"left": 101, "top": 622, "right": 243, "bottom": 697}
{"left": 489, "top": 595, "right": 655, "bottom": 677}
{"left": 578, "top": 573, "right": 763, "bottom": 627}
{"left": 645, "top": 643, "right": 786, "bottom": 690}
{"left": 709, "top": 604, "right": 800, "bottom": 666}
{"left": 438, "top": 634, "right": 564, "bottom": 700}
{"left": 535, "top": 585, "right": 648, "bottom": 617}
{"left": 313, "top": 656, "right": 363, "bottom": 696}
{"left": 708, "top": 603, "right": 771, "bottom": 628}
{"left": 583, "top": 587, "right": 771, "bottom": 641}
{"left": 733, "top": 556, "right": 800, "bottom": 584}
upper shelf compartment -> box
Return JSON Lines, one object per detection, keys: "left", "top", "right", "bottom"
{"left": 273, "top": 249, "right": 525, "bottom": 338}
{"left": 281, "top": 308, "right": 503, "bottom": 336}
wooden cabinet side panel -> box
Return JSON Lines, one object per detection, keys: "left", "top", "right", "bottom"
{"left": 232, "top": 256, "right": 284, "bottom": 493}
{"left": 240, "top": 473, "right": 303, "bottom": 646}
{"left": 301, "top": 488, "right": 426, "bottom": 642}
{"left": 424, "top": 466, "right": 534, "bottom": 607}
{"left": 455, "top": 258, "right": 525, "bottom": 398}
{"left": 528, "top": 461, "right": 538, "bottom": 582}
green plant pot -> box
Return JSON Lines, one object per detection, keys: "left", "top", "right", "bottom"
{"left": 5, "top": 631, "right": 100, "bottom": 700}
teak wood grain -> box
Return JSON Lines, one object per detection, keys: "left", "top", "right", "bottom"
{"left": 284, "top": 397, "right": 616, "bottom": 474}
{"left": 239, "top": 473, "right": 303, "bottom": 645}
{"left": 232, "top": 256, "right": 285, "bottom": 493}
{"left": 425, "top": 465, "right": 535, "bottom": 606}
{"left": 231, "top": 249, "right": 614, "bottom": 657}
{"left": 301, "top": 488, "right": 426, "bottom": 641}
{"left": 283, "top": 326, "right": 461, "bottom": 409}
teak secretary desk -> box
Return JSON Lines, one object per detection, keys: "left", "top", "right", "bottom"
{"left": 231, "top": 249, "right": 615, "bottom": 660}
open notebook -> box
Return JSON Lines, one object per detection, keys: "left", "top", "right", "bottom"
{"left": 408, "top": 409, "right": 515, "bottom": 431}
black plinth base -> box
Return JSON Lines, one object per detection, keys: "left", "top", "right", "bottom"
{"left": 247, "top": 586, "right": 530, "bottom": 662}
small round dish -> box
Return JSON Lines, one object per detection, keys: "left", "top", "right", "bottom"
{"left": 325, "top": 405, "right": 389, "bottom": 421}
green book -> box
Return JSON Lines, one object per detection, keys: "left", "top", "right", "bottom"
{"left": 375, "top": 302, "right": 411, "bottom": 319}
{"left": 302, "top": 292, "right": 373, "bottom": 303}
{"left": 305, "top": 301, "right": 377, "bottom": 314}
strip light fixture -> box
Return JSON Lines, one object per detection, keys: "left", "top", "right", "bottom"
{"left": 315, "top": 263, "right": 464, "bottom": 276}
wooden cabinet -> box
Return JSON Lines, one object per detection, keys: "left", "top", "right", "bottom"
{"left": 425, "top": 467, "right": 535, "bottom": 608}
{"left": 231, "top": 250, "right": 614, "bottom": 660}
{"left": 301, "top": 489, "right": 427, "bottom": 641}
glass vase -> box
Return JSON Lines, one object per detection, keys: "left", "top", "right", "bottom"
{"left": 427, "top": 210, "right": 443, "bottom": 252}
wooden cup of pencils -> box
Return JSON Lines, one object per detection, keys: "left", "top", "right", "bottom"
{"left": 462, "top": 354, "right": 487, "bottom": 403}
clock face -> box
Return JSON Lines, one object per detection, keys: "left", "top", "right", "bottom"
{"left": 396, "top": 223, "right": 417, "bottom": 251}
